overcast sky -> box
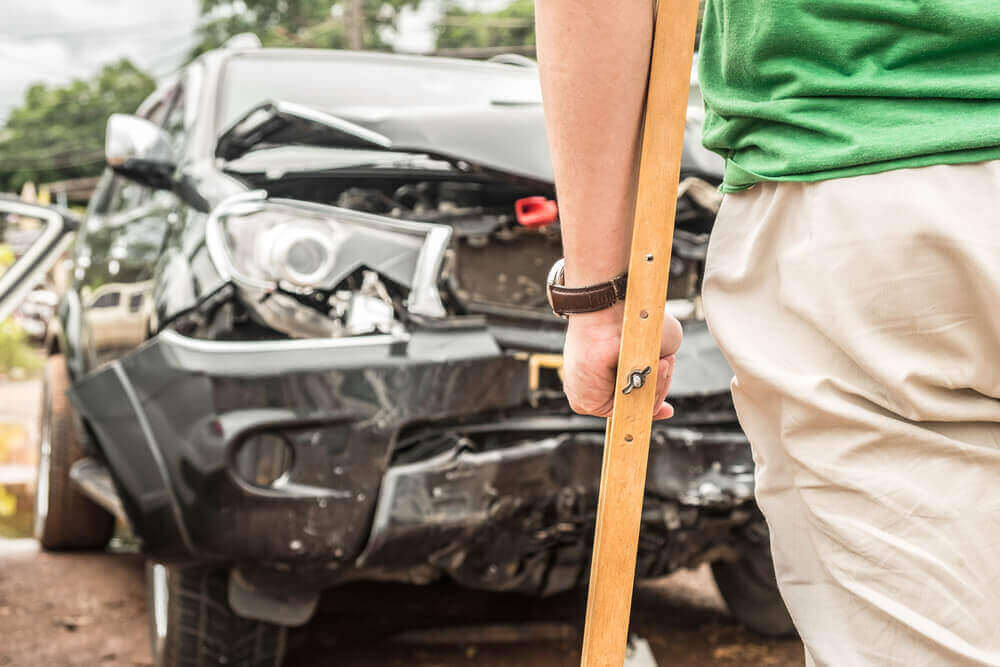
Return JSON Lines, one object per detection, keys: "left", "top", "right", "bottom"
{"left": 0, "top": 0, "right": 509, "bottom": 125}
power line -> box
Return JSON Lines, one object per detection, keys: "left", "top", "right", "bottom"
{"left": 0, "top": 154, "right": 105, "bottom": 173}
{"left": 0, "top": 142, "right": 104, "bottom": 162}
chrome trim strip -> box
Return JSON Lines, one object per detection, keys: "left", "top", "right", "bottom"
{"left": 69, "top": 458, "right": 128, "bottom": 522}
{"left": 204, "top": 189, "right": 270, "bottom": 286}
{"left": 149, "top": 563, "right": 169, "bottom": 661}
{"left": 158, "top": 328, "right": 410, "bottom": 354}
{"left": 273, "top": 100, "right": 393, "bottom": 148}
{"left": 407, "top": 224, "right": 451, "bottom": 318}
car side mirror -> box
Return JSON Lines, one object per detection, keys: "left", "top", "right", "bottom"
{"left": 105, "top": 114, "right": 176, "bottom": 191}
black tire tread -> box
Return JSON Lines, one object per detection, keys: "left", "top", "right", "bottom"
{"left": 35, "top": 355, "right": 115, "bottom": 550}
{"left": 711, "top": 549, "right": 796, "bottom": 638}
{"left": 162, "top": 567, "right": 287, "bottom": 667}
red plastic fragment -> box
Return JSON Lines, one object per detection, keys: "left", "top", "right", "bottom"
{"left": 515, "top": 196, "right": 559, "bottom": 228}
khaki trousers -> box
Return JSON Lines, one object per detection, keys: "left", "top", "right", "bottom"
{"left": 702, "top": 161, "right": 1000, "bottom": 666}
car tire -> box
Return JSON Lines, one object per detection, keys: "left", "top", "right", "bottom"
{"left": 34, "top": 354, "right": 115, "bottom": 550}
{"left": 711, "top": 522, "right": 797, "bottom": 638}
{"left": 147, "top": 562, "right": 288, "bottom": 667}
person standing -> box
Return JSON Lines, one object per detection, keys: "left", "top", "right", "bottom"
{"left": 535, "top": 1, "right": 1000, "bottom": 664}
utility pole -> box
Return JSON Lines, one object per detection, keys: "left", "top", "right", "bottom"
{"left": 347, "top": 0, "right": 364, "bottom": 50}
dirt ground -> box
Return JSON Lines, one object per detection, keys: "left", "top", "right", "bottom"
{"left": 0, "top": 378, "right": 805, "bottom": 667}
{"left": 0, "top": 542, "right": 804, "bottom": 667}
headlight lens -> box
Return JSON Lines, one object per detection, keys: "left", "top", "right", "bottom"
{"left": 205, "top": 193, "right": 452, "bottom": 338}
{"left": 256, "top": 222, "right": 339, "bottom": 288}
{"left": 212, "top": 205, "right": 354, "bottom": 290}
{"left": 208, "top": 194, "right": 428, "bottom": 293}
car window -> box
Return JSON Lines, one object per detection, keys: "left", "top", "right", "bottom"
{"left": 162, "top": 85, "right": 187, "bottom": 155}
{"left": 144, "top": 98, "right": 171, "bottom": 126}
{"left": 162, "top": 64, "right": 202, "bottom": 157}
{"left": 104, "top": 177, "right": 150, "bottom": 216}
{"left": 88, "top": 79, "right": 179, "bottom": 220}
{"left": 92, "top": 291, "right": 121, "bottom": 308}
{"left": 87, "top": 171, "right": 152, "bottom": 219}
{"left": 128, "top": 292, "right": 143, "bottom": 312}
{"left": 85, "top": 170, "right": 116, "bottom": 219}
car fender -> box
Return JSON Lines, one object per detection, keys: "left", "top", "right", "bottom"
{"left": 54, "top": 290, "right": 86, "bottom": 382}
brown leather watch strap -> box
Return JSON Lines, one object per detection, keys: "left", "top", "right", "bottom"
{"left": 548, "top": 273, "right": 628, "bottom": 316}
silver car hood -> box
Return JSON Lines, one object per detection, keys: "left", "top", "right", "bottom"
{"left": 216, "top": 97, "right": 723, "bottom": 184}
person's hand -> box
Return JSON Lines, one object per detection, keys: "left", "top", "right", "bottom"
{"left": 562, "top": 303, "right": 682, "bottom": 420}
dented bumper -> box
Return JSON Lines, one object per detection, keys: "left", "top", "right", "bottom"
{"left": 70, "top": 327, "right": 528, "bottom": 562}
{"left": 69, "top": 322, "right": 755, "bottom": 593}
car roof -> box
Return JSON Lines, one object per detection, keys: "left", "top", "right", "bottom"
{"left": 221, "top": 46, "right": 538, "bottom": 76}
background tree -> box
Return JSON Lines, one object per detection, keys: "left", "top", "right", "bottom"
{"left": 0, "top": 60, "right": 155, "bottom": 194}
{"left": 433, "top": 0, "right": 708, "bottom": 56}
{"left": 434, "top": 0, "right": 535, "bottom": 53}
{"left": 190, "top": 0, "right": 419, "bottom": 56}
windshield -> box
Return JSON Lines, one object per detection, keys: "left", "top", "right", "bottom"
{"left": 216, "top": 51, "right": 542, "bottom": 134}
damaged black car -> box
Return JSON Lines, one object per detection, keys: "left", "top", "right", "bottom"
{"left": 0, "top": 39, "right": 792, "bottom": 667}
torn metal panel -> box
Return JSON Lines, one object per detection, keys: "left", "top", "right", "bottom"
{"left": 358, "top": 420, "right": 755, "bottom": 596}
{"left": 218, "top": 83, "right": 724, "bottom": 186}
{"left": 69, "top": 327, "right": 530, "bottom": 563}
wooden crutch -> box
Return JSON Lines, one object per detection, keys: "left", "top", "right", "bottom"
{"left": 580, "top": 1, "right": 701, "bottom": 665}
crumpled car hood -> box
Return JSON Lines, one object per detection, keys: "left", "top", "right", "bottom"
{"left": 216, "top": 98, "right": 724, "bottom": 184}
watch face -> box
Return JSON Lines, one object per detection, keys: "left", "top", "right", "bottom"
{"left": 546, "top": 258, "right": 565, "bottom": 288}
{"left": 546, "top": 258, "right": 566, "bottom": 318}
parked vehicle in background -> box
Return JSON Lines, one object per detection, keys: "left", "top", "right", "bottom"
{"left": 81, "top": 281, "right": 152, "bottom": 351}
{"left": 0, "top": 39, "right": 792, "bottom": 667}
{"left": 13, "top": 287, "right": 57, "bottom": 342}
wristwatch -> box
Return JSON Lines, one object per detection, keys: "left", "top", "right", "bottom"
{"left": 545, "top": 258, "right": 628, "bottom": 319}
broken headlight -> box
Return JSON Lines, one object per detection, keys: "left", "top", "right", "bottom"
{"left": 206, "top": 191, "right": 452, "bottom": 338}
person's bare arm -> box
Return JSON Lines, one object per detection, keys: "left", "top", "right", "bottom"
{"left": 536, "top": 0, "right": 682, "bottom": 420}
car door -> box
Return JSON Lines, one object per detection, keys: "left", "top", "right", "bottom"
{"left": 74, "top": 74, "right": 189, "bottom": 371}
{"left": 0, "top": 197, "right": 77, "bottom": 323}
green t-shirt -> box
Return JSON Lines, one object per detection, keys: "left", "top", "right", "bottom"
{"left": 699, "top": 1, "right": 1000, "bottom": 193}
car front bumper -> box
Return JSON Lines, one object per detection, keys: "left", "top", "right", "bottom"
{"left": 69, "top": 323, "right": 756, "bottom": 594}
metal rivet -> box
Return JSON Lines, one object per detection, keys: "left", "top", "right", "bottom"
{"left": 640, "top": 310, "right": 648, "bottom": 319}
{"left": 624, "top": 434, "right": 634, "bottom": 442}
{"left": 645, "top": 254, "right": 654, "bottom": 262}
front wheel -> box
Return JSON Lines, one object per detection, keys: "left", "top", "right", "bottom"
{"left": 146, "top": 562, "right": 288, "bottom": 667}
{"left": 34, "top": 355, "right": 115, "bottom": 549}
{"left": 711, "top": 520, "right": 796, "bottom": 638}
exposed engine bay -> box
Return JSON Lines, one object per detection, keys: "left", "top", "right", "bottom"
{"left": 203, "top": 165, "right": 722, "bottom": 344}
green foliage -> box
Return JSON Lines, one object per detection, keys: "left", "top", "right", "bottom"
{"left": 0, "top": 486, "right": 16, "bottom": 519}
{"left": 0, "top": 60, "right": 154, "bottom": 194}
{"left": 0, "top": 481, "right": 33, "bottom": 539}
{"left": 0, "top": 319, "right": 43, "bottom": 376}
{"left": 435, "top": 0, "right": 535, "bottom": 50}
{"left": 190, "top": 0, "right": 418, "bottom": 57}
{"left": 0, "top": 244, "right": 15, "bottom": 272}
